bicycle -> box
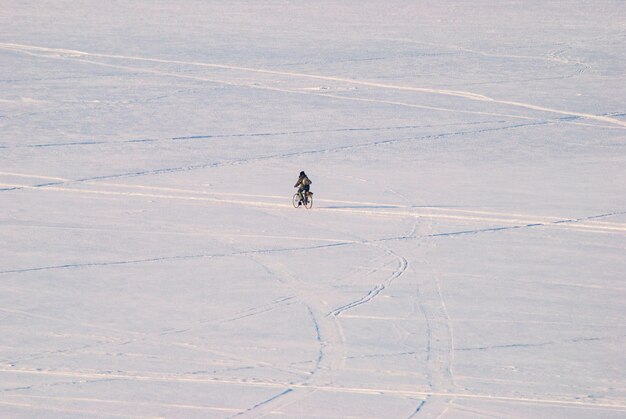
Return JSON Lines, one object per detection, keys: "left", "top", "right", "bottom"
{"left": 293, "top": 191, "right": 313, "bottom": 209}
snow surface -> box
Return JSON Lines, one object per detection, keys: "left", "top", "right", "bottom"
{"left": 1, "top": 1, "right": 625, "bottom": 417}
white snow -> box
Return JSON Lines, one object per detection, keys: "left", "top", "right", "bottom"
{"left": 1, "top": 1, "right": 625, "bottom": 417}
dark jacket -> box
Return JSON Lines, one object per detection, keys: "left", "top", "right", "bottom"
{"left": 294, "top": 175, "right": 312, "bottom": 189}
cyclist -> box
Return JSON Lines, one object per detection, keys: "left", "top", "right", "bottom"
{"left": 294, "top": 171, "right": 312, "bottom": 206}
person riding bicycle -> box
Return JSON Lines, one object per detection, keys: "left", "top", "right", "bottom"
{"left": 294, "top": 171, "right": 312, "bottom": 206}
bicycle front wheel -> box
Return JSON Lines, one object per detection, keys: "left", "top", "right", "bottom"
{"left": 304, "top": 194, "right": 313, "bottom": 209}
{"left": 293, "top": 193, "right": 301, "bottom": 208}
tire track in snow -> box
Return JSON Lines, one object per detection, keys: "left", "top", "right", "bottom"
{"left": 401, "top": 204, "right": 457, "bottom": 416}
{"left": 422, "top": 210, "right": 626, "bottom": 237}
{"left": 0, "top": 394, "right": 240, "bottom": 416}
{"left": 323, "top": 206, "right": 626, "bottom": 236}
{"left": 305, "top": 307, "right": 325, "bottom": 376}
{"left": 241, "top": 200, "right": 388, "bottom": 390}
{"left": 7, "top": 171, "right": 625, "bottom": 233}
{"left": 418, "top": 259, "right": 456, "bottom": 391}
{"left": 228, "top": 388, "right": 293, "bottom": 418}
{"left": 0, "top": 241, "right": 355, "bottom": 276}
{"left": 158, "top": 296, "right": 299, "bottom": 337}
{"left": 329, "top": 248, "right": 408, "bottom": 317}
{"left": 1, "top": 120, "right": 504, "bottom": 150}
{"left": 246, "top": 255, "right": 350, "bottom": 383}
{"left": 243, "top": 255, "right": 331, "bottom": 381}
{"left": 1, "top": 299, "right": 312, "bottom": 380}
{"left": 13, "top": 49, "right": 530, "bottom": 124}
{"left": 455, "top": 334, "right": 626, "bottom": 352}
{"left": 242, "top": 254, "right": 354, "bottom": 415}
{"left": 0, "top": 400, "right": 153, "bottom": 419}
{"left": 3, "top": 179, "right": 626, "bottom": 236}
{"left": 0, "top": 120, "right": 552, "bottom": 187}
{"left": 4, "top": 367, "right": 625, "bottom": 411}
{"left": 2, "top": 42, "right": 624, "bottom": 128}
